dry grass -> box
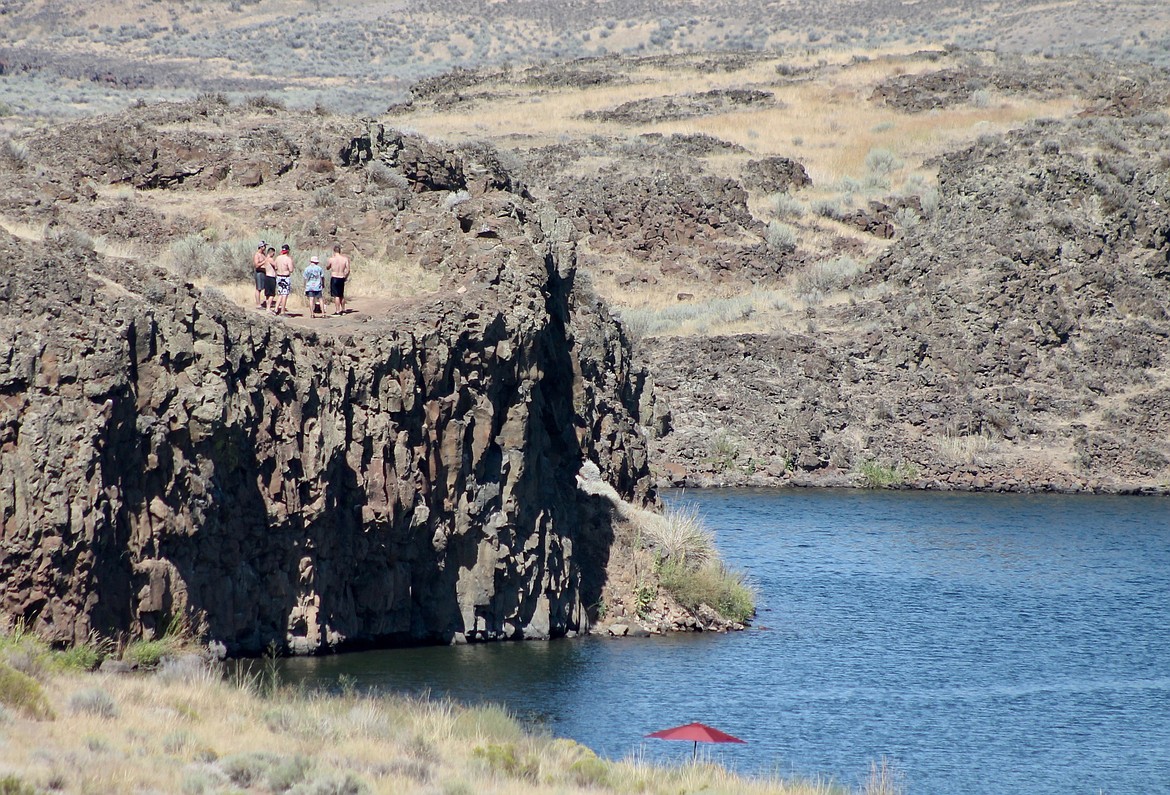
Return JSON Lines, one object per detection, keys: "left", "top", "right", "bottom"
{"left": 406, "top": 50, "right": 1080, "bottom": 188}
{"left": 0, "top": 215, "right": 46, "bottom": 242}
{"left": 935, "top": 432, "right": 998, "bottom": 467}
{"left": 0, "top": 664, "right": 870, "bottom": 795}
{"left": 398, "top": 47, "right": 1087, "bottom": 327}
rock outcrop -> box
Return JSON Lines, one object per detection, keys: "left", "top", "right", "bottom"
{"left": 0, "top": 107, "right": 657, "bottom": 655}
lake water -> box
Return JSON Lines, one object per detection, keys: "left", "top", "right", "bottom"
{"left": 280, "top": 489, "right": 1170, "bottom": 794}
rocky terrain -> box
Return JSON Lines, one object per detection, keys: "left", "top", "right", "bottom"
{"left": 3, "top": 41, "right": 1170, "bottom": 660}
{"left": 0, "top": 102, "right": 720, "bottom": 654}
{"left": 387, "top": 50, "right": 1170, "bottom": 494}
{"left": 641, "top": 115, "right": 1170, "bottom": 492}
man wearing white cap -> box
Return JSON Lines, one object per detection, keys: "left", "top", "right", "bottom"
{"left": 304, "top": 254, "right": 325, "bottom": 318}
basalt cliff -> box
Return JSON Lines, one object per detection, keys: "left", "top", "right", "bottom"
{"left": 0, "top": 105, "right": 659, "bottom": 654}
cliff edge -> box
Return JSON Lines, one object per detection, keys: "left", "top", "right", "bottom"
{"left": 0, "top": 106, "right": 658, "bottom": 654}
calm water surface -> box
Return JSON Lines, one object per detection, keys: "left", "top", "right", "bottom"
{"left": 281, "top": 489, "right": 1170, "bottom": 794}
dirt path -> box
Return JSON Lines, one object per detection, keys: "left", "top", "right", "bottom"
{"left": 236, "top": 290, "right": 450, "bottom": 334}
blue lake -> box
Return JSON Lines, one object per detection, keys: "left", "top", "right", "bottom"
{"left": 280, "top": 488, "right": 1170, "bottom": 794}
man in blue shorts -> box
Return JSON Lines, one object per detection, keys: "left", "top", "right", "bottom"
{"left": 252, "top": 241, "right": 267, "bottom": 307}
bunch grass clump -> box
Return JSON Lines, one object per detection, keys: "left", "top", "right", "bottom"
{"left": 635, "top": 500, "right": 756, "bottom": 624}
{"left": 935, "top": 432, "right": 996, "bottom": 466}
{"left": 0, "top": 661, "right": 53, "bottom": 721}
{"left": 641, "top": 503, "right": 714, "bottom": 568}
{"left": 857, "top": 459, "right": 916, "bottom": 488}
{"left": 658, "top": 558, "right": 756, "bottom": 624}
{"left": 122, "top": 615, "right": 197, "bottom": 668}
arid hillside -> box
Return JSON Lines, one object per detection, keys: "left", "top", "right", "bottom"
{"left": 2, "top": 0, "right": 1170, "bottom": 118}
{"left": 2, "top": 0, "right": 1168, "bottom": 494}
{"left": 382, "top": 48, "right": 1170, "bottom": 492}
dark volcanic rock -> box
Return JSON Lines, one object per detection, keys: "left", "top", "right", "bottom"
{"left": 648, "top": 114, "right": 1170, "bottom": 493}
{"left": 583, "top": 88, "right": 776, "bottom": 124}
{"left": 0, "top": 110, "right": 658, "bottom": 654}
{"left": 870, "top": 54, "right": 1170, "bottom": 114}
{"left": 741, "top": 156, "right": 811, "bottom": 194}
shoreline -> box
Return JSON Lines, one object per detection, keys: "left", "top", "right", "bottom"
{"left": 654, "top": 469, "right": 1170, "bottom": 496}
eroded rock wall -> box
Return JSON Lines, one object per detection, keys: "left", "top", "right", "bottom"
{"left": 0, "top": 218, "right": 652, "bottom": 654}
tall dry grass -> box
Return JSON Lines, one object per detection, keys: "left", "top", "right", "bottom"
{"left": 0, "top": 648, "right": 897, "bottom": 795}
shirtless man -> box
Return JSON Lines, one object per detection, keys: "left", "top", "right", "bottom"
{"left": 326, "top": 244, "right": 351, "bottom": 315}
{"left": 252, "top": 241, "right": 267, "bottom": 308}
{"left": 273, "top": 243, "right": 295, "bottom": 315}
{"left": 262, "top": 246, "right": 277, "bottom": 311}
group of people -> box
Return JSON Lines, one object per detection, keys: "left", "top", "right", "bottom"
{"left": 252, "top": 241, "right": 351, "bottom": 318}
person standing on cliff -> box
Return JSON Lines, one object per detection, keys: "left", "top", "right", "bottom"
{"left": 262, "top": 246, "right": 277, "bottom": 311}
{"left": 252, "top": 241, "right": 267, "bottom": 308}
{"left": 326, "top": 244, "right": 351, "bottom": 315}
{"left": 304, "top": 255, "right": 325, "bottom": 318}
{"left": 273, "top": 243, "right": 295, "bottom": 316}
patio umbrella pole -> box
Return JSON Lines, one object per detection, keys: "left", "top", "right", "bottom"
{"left": 692, "top": 740, "right": 697, "bottom": 760}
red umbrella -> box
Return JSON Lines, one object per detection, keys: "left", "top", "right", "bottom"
{"left": 645, "top": 721, "right": 747, "bottom": 760}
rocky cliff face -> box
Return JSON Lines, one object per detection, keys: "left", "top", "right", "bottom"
{"left": 0, "top": 108, "right": 654, "bottom": 654}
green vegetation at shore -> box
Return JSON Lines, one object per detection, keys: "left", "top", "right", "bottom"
{"left": 644, "top": 504, "right": 757, "bottom": 624}
{"left": 0, "top": 631, "right": 901, "bottom": 794}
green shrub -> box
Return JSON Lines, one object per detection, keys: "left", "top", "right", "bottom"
{"left": 0, "top": 660, "right": 54, "bottom": 720}
{"left": 569, "top": 756, "right": 610, "bottom": 787}
{"left": 123, "top": 638, "right": 173, "bottom": 668}
{"left": 54, "top": 640, "right": 106, "bottom": 672}
{"left": 858, "top": 460, "right": 916, "bottom": 488}
{"left": 473, "top": 743, "right": 539, "bottom": 781}
{"left": 0, "top": 775, "right": 37, "bottom": 795}
{"left": 658, "top": 559, "right": 756, "bottom": 624}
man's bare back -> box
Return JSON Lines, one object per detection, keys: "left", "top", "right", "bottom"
{"left": 326, "top": 251, "right": 350, "bottom": 279}
{"left": 274, "top": 253, "right": 294, "bottom": 276}
{"left": 326, "top": 245, "right": 351, "bottom": 314}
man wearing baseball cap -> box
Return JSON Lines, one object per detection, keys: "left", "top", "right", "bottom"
{"left": 273, "top": 243, "right": 294, "bottom": 315}
{"left": 252, "top": 241, "right": 267, "bottom": 308}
